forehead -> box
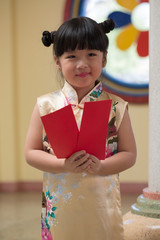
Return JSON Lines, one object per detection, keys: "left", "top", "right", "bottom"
{"left": 66, "top": 48, "right": 102, "bottom": 53}
{"left": 61, "top": 49, "right": 104, "bottom": 57}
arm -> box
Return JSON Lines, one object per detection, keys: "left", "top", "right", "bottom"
{"left": 25, "top": 104, "right": 91, "bottom": 174}
{"left": 86, "top": 109, "right": 137, "bottom": 175}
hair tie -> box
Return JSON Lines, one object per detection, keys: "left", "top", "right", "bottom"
{"left": 99, "top": 19, "right": 115, "bottom": 34}
{"left": 42, "top": 31, "right": 56, "bottom": 47}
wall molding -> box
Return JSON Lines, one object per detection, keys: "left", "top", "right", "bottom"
{"left": 0, "top": 181, "right": 148, "bottom": 194}
{"left": 120, "top": 182, "right": 148, "bottom": 194}
{"left": 0, "top": 182, "right": 42, "bottom": 192}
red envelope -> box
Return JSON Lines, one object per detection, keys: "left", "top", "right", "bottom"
{"left": 41, "top": 100, "right": 112, "bottom": 159}
{"left": 76, "top": 100, "right": 112, "bottom": 159}
{"left": 41, "top": 105, "right": 79, "bottom": 158}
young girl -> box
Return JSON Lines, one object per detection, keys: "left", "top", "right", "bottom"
{"left": 25, "top": 17, "right": 136, "bottom": 240}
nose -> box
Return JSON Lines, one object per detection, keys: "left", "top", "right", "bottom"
{"left": 76, "top": 57, "right": 88, "bottom": 69}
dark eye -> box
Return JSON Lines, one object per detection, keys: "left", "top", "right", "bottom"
{"left": 67, "top": 55, "right": 75, "bottom": 59}
{"left": 88, "top": 53, "right": 96, "bottom": 57}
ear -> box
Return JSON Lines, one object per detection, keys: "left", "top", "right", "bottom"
{"left": 54, "top": 56, "right": 62, "bottom": 71}
{"left": 102, "top": 52, "right": 107, "bottom": 68}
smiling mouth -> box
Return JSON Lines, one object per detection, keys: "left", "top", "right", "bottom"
{"left": 77, "top": 72, "right": 90, "bottom": 78}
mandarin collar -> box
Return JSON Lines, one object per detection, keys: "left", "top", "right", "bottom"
{"left": 61, "top": 80, "right": 103, "bottom": 106}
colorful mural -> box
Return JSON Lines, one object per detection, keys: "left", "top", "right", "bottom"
{"left": 64, "top": 0, "right": 149, "bottom": 103}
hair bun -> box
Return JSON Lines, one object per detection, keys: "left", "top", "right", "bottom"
{"left": 42, "top": 31, "right": 56, "bottom": 47}
{"left": 99, "top": 19, "right": 115, "bottom": 34}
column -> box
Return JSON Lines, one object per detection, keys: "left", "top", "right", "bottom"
{"left": 123, "top": 1, "right": 160, "bottom": 239}
{"left": 148, "top": 0, "right": 160, "bottom": 193}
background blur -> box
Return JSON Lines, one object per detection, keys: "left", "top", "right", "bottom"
{"left": 0, "top": 0, "right": 148, "bottom": 191}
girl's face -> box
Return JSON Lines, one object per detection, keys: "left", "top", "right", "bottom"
{"left": 55, "top": 48, "right": 107, "bottom": 95}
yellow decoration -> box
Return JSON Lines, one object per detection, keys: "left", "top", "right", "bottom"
{"left": 117, "top": 25, "right": 139, "bottom": 50}
{"left": 117, "top": 0, "right": 138, "bottom": 11}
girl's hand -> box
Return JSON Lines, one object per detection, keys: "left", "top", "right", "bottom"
{"left": 43, "top": 141, "right": 54, "bottom": 154}
{"left": 85, "top": 155, "right": 102, "bottom": 175}
{"left": 64, "top": 150, "right": 92, "bottom": 173}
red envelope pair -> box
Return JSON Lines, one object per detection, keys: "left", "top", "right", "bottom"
{"left": 41, "top": 100, "right": 112, "bottom": 159}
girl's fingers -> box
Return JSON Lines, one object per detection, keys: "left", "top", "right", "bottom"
{"left": 80, "top": 158, "right": 92, "bottom": 170}
{"left": 89, "top": 155, "right": 99, "bottom": 163}
{"left": 65, "top": 152, "right": 100, "bottom": 173}
{"left": 64, "top": 150, "right": 89, "bottom": 173}
{"left": 86, "top": 168, "right": 94, "bottom": 174}
{"left": 85, "top": 156, "right": 101, "bottom": 174}
{"left": 68, "top": 150, "right": 86, "bottom": 163}
{"left": 73, "top": 153, "right": 90, "bottom": 168}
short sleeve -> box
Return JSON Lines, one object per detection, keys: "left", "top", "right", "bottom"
{"left": 105, "top": 93, "right": 128, "bottom": 131}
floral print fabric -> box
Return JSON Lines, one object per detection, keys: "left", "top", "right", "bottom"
{"left": 38, "top": 80, "right": 128, "bottom": 240}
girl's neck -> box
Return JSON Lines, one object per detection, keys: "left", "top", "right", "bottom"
{"left": 74, "top": 83, "right": 96, "bottom": 103}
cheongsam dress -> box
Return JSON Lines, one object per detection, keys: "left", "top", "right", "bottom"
{"left": 37, "top": 80, "right": 128, "bottom": 240}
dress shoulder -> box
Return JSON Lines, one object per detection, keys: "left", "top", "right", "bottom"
{"left": 99, "top": 91, "right": 128, "bottom": 130}
{"left": 37, "top": 89, "right": 65, "bottom": 116}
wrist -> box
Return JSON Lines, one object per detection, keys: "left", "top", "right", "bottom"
{"left": 98, "top": 160, "right": 106, "bottom": 176}
{"left": 52, "top": 158, "right": 67, "bottom": 173}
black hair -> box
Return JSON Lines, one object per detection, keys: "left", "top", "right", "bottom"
{"left": 42, "top": 17, "right": 115, "bottom": 57}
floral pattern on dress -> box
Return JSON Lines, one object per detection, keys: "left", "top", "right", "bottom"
{"left": 41, "top": 223, "right": 53, "bottom": 240}
{"left": 106, "top": 101, "right": 118, "bottom": 158}
{"left": 89, "top": 82, "right": 103, "bottom": 101}
{"left": 41, "top": 191, "right": 57, "bottom": 240}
